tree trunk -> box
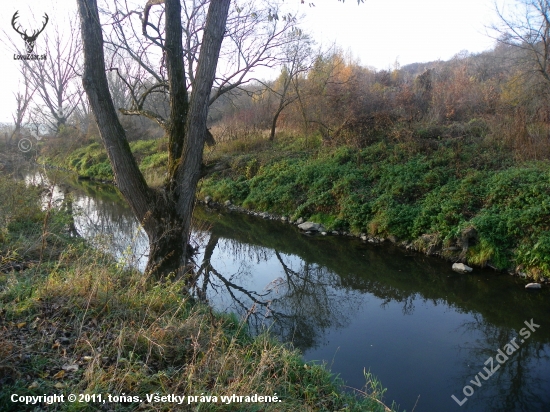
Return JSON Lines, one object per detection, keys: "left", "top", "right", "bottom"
{"left": 9, "top": 125, "right": 21, "bottom": 146}
{"left": 269, "top": 108, "right": 283, "bottom": 141}
{"left": 270, "top": 101, "right": 293, "bottom": 142}
{"left": 165, "top": 0, "right": 189, "bottom": 176}
{"left": 78, "top": 0, "right": 181, "bottom": 276}
{"left": 77, "top": 0, "right": 230, "bottom": 278}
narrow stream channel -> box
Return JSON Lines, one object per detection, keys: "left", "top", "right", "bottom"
{"left": 24, "top": 171, "right": 550, "bottom": 412}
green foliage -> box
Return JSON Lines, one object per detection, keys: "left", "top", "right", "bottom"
{"left": 200, "top": 137, "right": 550, "bottom": 276}
{"left": 0, "top": 175, "right": 76, "bottom": 266}
{"left": 140, "top": 152, "right": 168, "bottom": 171}
{"left": 129, "top": 139, "right": 159, "bottom": 161}
{"left": 67, "top": 142, "right": 113, "bottom": 180}
{"left": 0, "top": 178, "right": 44, "bottom": 249}
{"left": 40, "top": 124, "right": 550, "bottom": 277}
{"left": 57, "top": 139, "right": 169, "bottom": 182}
{"left": 85, "top": 161, "right": 113, "bottom": 180}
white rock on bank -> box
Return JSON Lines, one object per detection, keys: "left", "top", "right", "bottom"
{"left": 297, "top": 222, "right": 326, "bottom": 232}
{"left": 452, "top": 263, "right": 473, "bottom": 273}
{"left": 525, "top": 283, "right": 541, "bottom": 290}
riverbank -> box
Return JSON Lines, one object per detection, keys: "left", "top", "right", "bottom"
{"left": 0, "top": 174, "right": 395, "bottom": 411}
{"left": 39, "top": 138, "right": 166, "bottom": 187}
{"left": 39, "top": 132, "right": 550, "bottom": 280}
{"left": 201, "top": 134, "right": 550, "bottom": 281}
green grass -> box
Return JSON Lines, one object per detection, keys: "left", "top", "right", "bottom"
{"left": 42, "top": 138, "right": 169, "bottom": 185}
{"left": 199, "top": 135, "right": 550, "bottom": 278}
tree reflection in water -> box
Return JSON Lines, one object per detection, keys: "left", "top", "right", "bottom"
{"left": 192, "top": 233, "right": 362, "bottom": 351}
{"left": 455, "top": 313, "right": 550, "bottom": 412}
{"left": 24, "top": 170, "right": 150, "bottom": 269}
{"left": 72, "top": 193, "right": 149, "bottom": 268}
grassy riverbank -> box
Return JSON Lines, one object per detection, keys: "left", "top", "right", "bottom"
{"left": 39, "top": 137, "right": 168, "bottom": 186}
{"left": 0, "top": 175, "right": 395, "bottom": 411}
{"left": 202, "top": 134, "right": 550, "bottom": 280}
{"left": 40, "top": 131, "right": 550, "bottom": 279}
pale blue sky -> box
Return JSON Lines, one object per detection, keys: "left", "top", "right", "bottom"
{"left": 0, "top": 0, "right": 504, "bottom": 123}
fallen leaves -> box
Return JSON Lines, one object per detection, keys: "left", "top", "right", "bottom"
{"left": 52, "top": 370, "right": 65, "bottom": 379}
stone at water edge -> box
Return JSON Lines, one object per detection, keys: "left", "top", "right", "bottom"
{"left": 204, "top": 196, "right": 212, "bottom": 204}
{"left": 297, "top": 222, "right": 326, "bottom": 232}
{"left": 452, "top": 263, "right": 473, "bottom": 273}
{"left": 224, "top": 200, "right": 231, "bottom": 206}
{"left": 525, "top": 283, "right": 541, "bottom": 290}
{"left": 387, "top": 235, "right": 398, "bottom": 244}
{"left": 296, "top": 217, "right": 304, "bottom": 224}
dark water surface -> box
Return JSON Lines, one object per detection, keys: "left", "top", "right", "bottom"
{"left": 24, "top": 172, "right": 550, "bottom": 412}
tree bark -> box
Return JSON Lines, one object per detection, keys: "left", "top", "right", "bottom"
{"left": 269, "top": 107, "right": 284, "bottom": 141}
{"left": 269, "top": 100, "right": 295, "bottom": 141}
{"left": 164, "top": 0, "right": 189, "bottom": 176}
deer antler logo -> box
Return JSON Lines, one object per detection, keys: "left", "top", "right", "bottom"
{"left": 11, "top": 11, "right": 49, "bottom": 55}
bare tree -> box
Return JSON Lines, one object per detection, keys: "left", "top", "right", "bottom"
{"left": 68, "top": 91, "right": 93, "bottom": 135}
{"left": 30, "top": 19, "right": 83, "bottom": 132}
{"left": 77, "top": 0, "right": 360, "bottom": 278}
{"left": 77, "top": 0, "right": 230, "bottom": 277}
{"left": 265, "top": 30, "right": 312, "bottom": 141}
{"left": 491, "top": 0, "right": 550, "bottom": 149}
{"left": 10, "top": 66, "right": 36, "bottom": 146}
{"left": 101, "top": 1, "right": 298, "bottom": 152}
{"left": 493, "top": 0, "right": 550, "bottom": 88}
{"left": 8, "top": 14, "right": 84, "bottom": 134}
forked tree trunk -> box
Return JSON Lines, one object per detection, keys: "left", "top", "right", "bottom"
{"left": 77, "top": 0, "right": 229, "bottom": 278}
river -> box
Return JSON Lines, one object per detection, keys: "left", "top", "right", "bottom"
{"left": 23, "top": 170, "right": 550, "bottom": 412}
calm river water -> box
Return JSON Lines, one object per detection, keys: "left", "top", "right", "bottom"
{"left": 25, "top": 172, "right": 550, "bottom": 412}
